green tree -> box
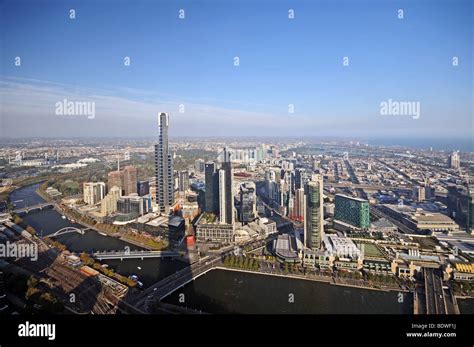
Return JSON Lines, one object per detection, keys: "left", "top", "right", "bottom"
{"left": 27, "top": 276, "right": 38, "bottom": 288}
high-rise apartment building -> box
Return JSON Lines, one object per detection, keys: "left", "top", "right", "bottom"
{"left": 122, "top": 166, "right": 138, "bottom": 196}
{"left": 107, "top": 171, "right": 122, "bottom": 193}
{"left": 83, "top": 182, "right": 106, "bottom": 205}
{"left": 304, "top": 175, "right": 324, "bottom": 250}
{"left": 178, "top": 170, "right": 190, "bottom": 192}
{"left": 205, "top": 162, "right": 219, "bottom": 214}
{"left": 101, "top": 186, "right": 121, "bottom": 216}
{"left": 107, "top": 165, "right": 138, "bottom": 196}
{"left": 154, "top": 112, "right": 174, "bottom": 213}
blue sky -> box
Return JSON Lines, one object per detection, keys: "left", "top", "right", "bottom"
{"left": 0, "top": 0, "right": 472, "bottom": 140}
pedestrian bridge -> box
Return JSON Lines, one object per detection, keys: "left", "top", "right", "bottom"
{"left": 92, "top": 250, "right": 180, "bottom": 260}
{"left": 49, "top": 227, "right": 85, "bottom": 238}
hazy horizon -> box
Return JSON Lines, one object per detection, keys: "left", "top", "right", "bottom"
{"left": 1, "top": 0, "right": 472, "bottom": 141}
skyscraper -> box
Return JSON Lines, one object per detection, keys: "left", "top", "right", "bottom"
{"left": 108, "top": 170, "right": 123, "bottom": 193}
{"left": 178, "top": 170, "right": 190, "bottom": 192}
{"left": 219, "top": 148, "right": 234, "bottom": 225}
{"left": 154, "top": 112, "right": 174, "bottom": 213}
{"left": 448, "top": 150, "right": 461, "bottom": 169}
{"left": 107, "top": 165, "right": 138, "bottom": 196}
{"left": 205, "top": 162, "right": 219, "bottom": 214}
{"left": 194, "top": 159, "right": 205, "bottom": 173}
{"left": 447, "top": 183, "right": 474, "bottom": 234}
{"left": 239, "top": 182, "right": 256, "bottom": 224}
{"left": 122, "top": 165, "right": 138, "bottom": 196}
{"left": 83, "top": 182, "right": 106, "bottom": 205}
{"left": 295, "top": 168, "right": 306, "bottom": 190}
{"left": 137, "top": 180, "right": 150, "bottom": 196}
{"left": 304, "top": 175, "right": 324, "bottom": 250}
{"left": 294, "top": 187, "right": 305, "bottom": 221}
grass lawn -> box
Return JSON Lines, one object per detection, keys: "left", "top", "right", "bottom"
{"left": 357, "top": 242, "right": 383, "bottom": 257}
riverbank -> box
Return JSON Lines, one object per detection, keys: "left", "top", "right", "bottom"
{"left": 215, "top": 266, "right": 404, "bottom": 293}
{"left": 215, "top": 266, "right": 332, "bottom": 283}
{"left": 58, "top": 205, "right": 166, "bottom": 251}
{"left": 117, "top": 235, "right": 155, "bottom": 251}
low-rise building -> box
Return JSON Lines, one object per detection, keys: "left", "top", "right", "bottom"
{"left": 378, "top": 204, "right": 459, "bottom": 233}
{"left": 323, "top": 235, "right": 361, "bottom": 259}
{"left": 195, "top": 213, "right": 234, "bottom": 244}
{"left": 453, "top": 263, "right": 474, "bottom": 282}
{"left": 142, "top": 214, "right": 185, "bottom": 241}
{"left": 257, "top": 218, "right": 277, "bottom": 236}
{"left": 274, "top": 233, "right": 299, "bottom": 263}
{"left": 302, "top": 249, "right": 332, "bottom": 269}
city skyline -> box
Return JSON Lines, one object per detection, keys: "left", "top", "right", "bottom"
{"left": 0, "top": 1, "right": 473, "bottom": 342}
{"left": 1, "top": 0, "right": 472, "bottom": 140}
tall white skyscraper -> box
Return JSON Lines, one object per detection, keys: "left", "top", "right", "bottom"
{"left": 304, "top": 175, "right": 324, "bottom": 250}
{"left": 154, "top": 112, "right": 174, "bottom": 213}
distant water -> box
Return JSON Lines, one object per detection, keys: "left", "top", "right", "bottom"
{"left": 9, "top": 182, "right": 44, "bottom": 207}
{"left": 368, "top": 138, "right": 473, "bottom": 152}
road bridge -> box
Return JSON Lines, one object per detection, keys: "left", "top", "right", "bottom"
{"left": 93, "top": 250, "right": 180, "bottom": 260}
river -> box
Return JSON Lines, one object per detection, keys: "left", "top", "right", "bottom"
{"left": 9, "top": 183, "right": 188, "bottom": 287}
{"left": 163, "top": 269, "right": 414, "bottom": 314}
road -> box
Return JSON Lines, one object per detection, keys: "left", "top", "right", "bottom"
{"left": 129, "top": 237, "right": 271, "bottom": 312}
{"left": 423, "top": 268, "right": 446, "bottom": 314}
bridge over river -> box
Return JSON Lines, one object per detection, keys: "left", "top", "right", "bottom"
{"left": 93, "top": 250, "right": 180, "bottom": 260}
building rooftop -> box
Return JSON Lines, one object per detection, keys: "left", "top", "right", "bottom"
{"left": 198, "top": 212, "right": 219, "bottom": 224}
{"left": 275, "top": 234, "right": 298, "bottom": 259}
{"left": 136, "top": 213, "right": 156, "bottom": 224}
{"left": 335, "top": 194, "right": 368, "bottom": 203}
{"left": 371, "top": 218, "right": 396, "bottom": 229}
{"left": 323, "top": 235, "right": 361, "bottom": 258}
{"left": 412, "top": 212, "right": 455, "bottom": 223}
{"left": 399, "top": 253, "right": 440, "bottom": 263}
{"left": 455, "top": 263, "right": 474, "bottom": 273}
